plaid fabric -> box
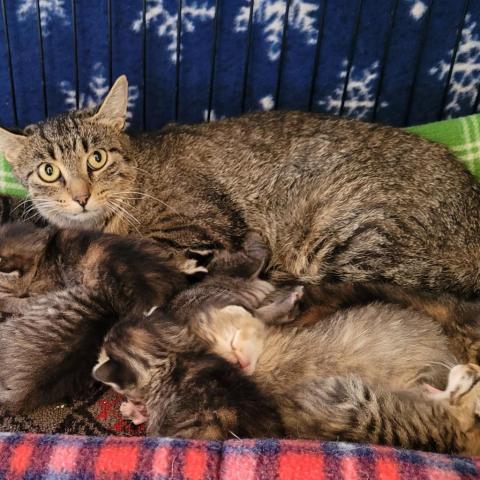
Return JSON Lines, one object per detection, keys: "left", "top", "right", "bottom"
{"left": 0, "top": 433, "right": 479, "bottom": 480}
{"left": 407, "top": 113, "right": 480, "bottom": 180}
{"left": 0, "top": 156, "right": 25, "bottom": 198}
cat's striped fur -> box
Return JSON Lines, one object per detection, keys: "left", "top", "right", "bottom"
{"left": 3, "top": 77, "right": 480, "bottom": 293}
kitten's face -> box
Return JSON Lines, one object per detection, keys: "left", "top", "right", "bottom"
{"left": 0, "top": 223, "right": 49, "bottom": 293}
{"left": 92, "top": 314, "right": 181, "bottom": 400}
{"left": 0, "top": 76, "right": 136, "bottom": 230}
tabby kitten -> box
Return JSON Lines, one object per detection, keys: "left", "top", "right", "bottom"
{"left": 0, "top": 222, "right": 197, "bottom": 411}
{"left": 2, "top": 77, "right": 480, "bottom": 294}
{"left": 93, "top": 297, "right": 480, "bottom": 454}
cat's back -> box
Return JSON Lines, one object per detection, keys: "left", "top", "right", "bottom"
{"left": 142, "top": 111, "right": 478, "bottom": 221}
{"left": 151, "top": 111, "right": 466, "bottom": 177}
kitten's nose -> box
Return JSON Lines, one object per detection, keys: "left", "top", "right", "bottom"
{"left": 73, "top": 193, "right": 90, "bottom": 207}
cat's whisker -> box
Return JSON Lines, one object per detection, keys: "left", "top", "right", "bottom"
{"left": 115, "top": 190, "right": 184, "bottom": 217}
{"left": 10, "top": 198, "right": 32, "bottom": 215}
{"left": 106, "top": 201, "right": 141, "bottom": 234}
{"left": 429, "top": 360, "right": 456, "bottom": 371}
{"left": 109, "top": 200, "right": 141, "bottom": 225}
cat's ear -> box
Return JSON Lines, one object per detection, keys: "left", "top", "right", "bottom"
{"left": 91, "top": 75, "right": 129, "bottom": 130}
{"left": 0, "top": 127, "right": 27, "bottom": 166}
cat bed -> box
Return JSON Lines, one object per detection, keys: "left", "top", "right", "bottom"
{"left": 1, "top": 113, "right": 480, "bottom": 474}
{"left": 1, "top": 433, "right": 479, "bottom": 479}
{"left": 2, "top": 112, "right": 480, "bottom": 198}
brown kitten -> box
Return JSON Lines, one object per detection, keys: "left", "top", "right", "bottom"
{"left": 4, "top": 77, "right": 480, "bottom": 295}
{"left": 0, "top": 222, "right": 197, "bottom": 411}
{"left": 292, "top": 281, "right": 480, "bottom": 364}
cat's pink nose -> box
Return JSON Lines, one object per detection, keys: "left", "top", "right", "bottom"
{"left": 73, "top": 193, "right": 90, "bottom": 208}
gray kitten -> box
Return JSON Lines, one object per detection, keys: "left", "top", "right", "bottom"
{"left": 0, "top": 226, "right": 270, "bottom": 411}
{"left": 0, "top": 222, "right": 198, "bottom": 411}
{"left": 2, "top": 77, "right": 480, "bottom": 294}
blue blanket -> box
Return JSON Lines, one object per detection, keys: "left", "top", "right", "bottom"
{"left": 0, "top": 0, "right": 479, "bottom": 131}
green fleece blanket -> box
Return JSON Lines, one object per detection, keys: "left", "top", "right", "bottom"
{"left": 2, "top": 114, "right": 480, "bottom": 197}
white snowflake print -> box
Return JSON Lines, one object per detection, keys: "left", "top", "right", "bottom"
{"left": 234, "top": 0, "right": 319, "bottom": 62}
{"left": 132, "top": 0, "right": 215, "bottom": 64}
{"left": 202, "top": 109, "right": 224, "bottom": 121}
{"left": 17, "top": 0, "right": 68, "bottom": 35}
{"left": 408, "top": 0, "right": 427, "bottom": 21}
{"left": 318, "top": 60, "right": 388, "bottom": 119}
{"left": 259, "top": 95, "right": 275, "bottom": 110}
{"left": 430, "top": 14, "right": 480, "bottom": 116}
{"left": 59, "top": 64, "right": 139, "bottom": 127}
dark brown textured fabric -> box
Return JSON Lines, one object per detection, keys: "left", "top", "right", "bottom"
{"left": 0, "top": 385, "right": 144, "bottom": 436}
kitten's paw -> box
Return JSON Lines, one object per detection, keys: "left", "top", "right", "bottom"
{"left": 422, "top": 363, "right": 480, "bottom": 405}
{"left": 120, "top": 400, "right": 149, "bottom": 425}
{"left": 179, "top": 258, "right": 209, "bottom": 275}
{"left": 446, "top": 364, "right": 480, "bottom": 406}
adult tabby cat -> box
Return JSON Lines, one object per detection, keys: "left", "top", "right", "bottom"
{"left": 2, "top": 76, "right": 480, "bottom": 293}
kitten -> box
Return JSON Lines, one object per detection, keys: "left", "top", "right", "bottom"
{"left": 3, "top": 77, "right": 480, "bottom": 295}
{"left": 0, "top": 226, "right": 270, "bottom": 411}
{"left": 93, "top": 300, "right": 480, "bottom": 454}
{"left": 0, "top": 222, "right": 199, "bottom": 411}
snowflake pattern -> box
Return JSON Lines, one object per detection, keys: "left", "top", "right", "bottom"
{"left": 132, "top": 0, "right": 214, "bottom": 64}
{"left": 203, "top": 95, "right": 275, "bottom": 121}
{"left": 17, "top": 0, "right": 68, "bottom": 35}
{"left": 408, "top": 0, "right": 427, "bottom": 21}
{"left": 430, "top": 14, "right": 480, "bottom": 116}
{"left": 234, "top": 0, "right": 318, "bottom": 62}
{"left": 318, "top": 61, "right": 387, "bottom": 119}
{"left": 59, "top": 64, "right": 139, "bottom": 127}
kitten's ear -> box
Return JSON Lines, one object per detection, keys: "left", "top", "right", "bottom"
{"left": 92, "top": 358, "right": 136, "bottom": 390}
{"left": 0, "top": 127, "right": 27, "bottom": 166}
{"left": 91, "top": 75, "right": 129, "bottom": 130}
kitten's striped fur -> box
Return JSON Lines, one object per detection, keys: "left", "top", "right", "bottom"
{"left": 94, "top": 267, "right": 480, "bottom": 453}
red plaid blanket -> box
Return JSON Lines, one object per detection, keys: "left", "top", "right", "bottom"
{"left": 0, "top": 433, "right": 479, "bottom": 480}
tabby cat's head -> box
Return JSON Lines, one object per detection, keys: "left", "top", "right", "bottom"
{"left": 0, "top": 76, "right": 136, "bottom": 229}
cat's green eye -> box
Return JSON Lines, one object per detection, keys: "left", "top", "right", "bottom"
{"left": 38, "top": 163, "right": 61, "bottom": 183}
{"left": 87, "top": 149, "right": 108, "bottom": 171}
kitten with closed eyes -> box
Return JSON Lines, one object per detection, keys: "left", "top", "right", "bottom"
{"left": 93, "top": 273, "right": 480, "bottom": 453}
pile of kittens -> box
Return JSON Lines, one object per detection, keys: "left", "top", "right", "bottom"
{"left": 1, "top": 222, "right": 480, "bottom": 455}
